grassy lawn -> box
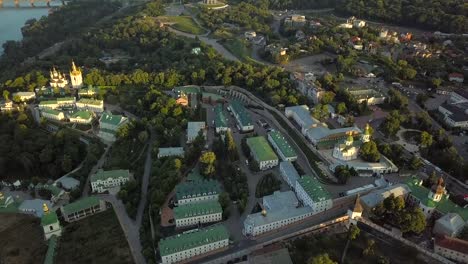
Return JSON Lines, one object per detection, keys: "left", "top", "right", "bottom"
{"left": 0, "top": 214, "right": 47, "bottom": 264}
{"left": 168, "top": 16, "right": 206, "bottom": 35}
{"left": 56, "top": 209, "right": 134, "bottom": 264}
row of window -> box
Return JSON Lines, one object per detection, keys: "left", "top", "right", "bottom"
{"left": 162, "top": 240, "right": 228, "bottom": 264}
{"left": 249, "top": 213, "right": 312, "bottom": 236}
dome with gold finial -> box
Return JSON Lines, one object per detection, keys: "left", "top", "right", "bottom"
{"left": 70, "top": 60, "right": 81, "bottom": 76}
{"left": 364, "top": 123, "right": 371, "bottom": 135}
{"left": 43, "top": 203, "right": 50, "bottom": 214}
{"left": 431, "top": 177, "right": 445, "bottom": 195}
{"left": 261, "top": 209, "right": 267, "bottom": 216}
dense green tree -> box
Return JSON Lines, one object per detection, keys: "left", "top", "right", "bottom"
{"left": 200, "top": 151, "right": 216, "bottom": 177}
{"left": 360, "top": 141, "right": 381, "bottom": 162}
{"left": 420, "top": 131, "right": 433, "bottom": 148}
{"left": 310, "top": 253, "right": 337, "bottom": 264}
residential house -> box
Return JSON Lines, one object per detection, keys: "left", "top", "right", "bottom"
{"left": 449, "top": 73, "right": 464, "bottom": 83}
{"left": 284, "top": 15, "right": 306, "bottom": 28}
{"left": 434, "top": 236, "right": 468, "bottom": 263}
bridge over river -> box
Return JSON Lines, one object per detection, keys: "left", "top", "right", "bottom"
{"left": 0, "top": 0, "right": 63, "bottom": 8}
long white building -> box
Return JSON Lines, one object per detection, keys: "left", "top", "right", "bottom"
{"left": 173, "top": 201, "right": 222, "bottom": 228}
{"left": 159, "top": 225, "right": 230, "bottom": 264}
{"left": 41, "top": 109, "right": 65, "bottom": 121}
{"left": 175, "top": 180, "right": 221, "bottom": 206}
{"left": 279, "top": 161, "right": 300, "bottom": 189}
{"left": 76, "top": 98, "right": 104, "bottom": 113}
{"left": 243, "top": 191, "right": 313, "bottom": 237}
{"left": 90, "top": 169, "right": 131, "bottom": 193}
{"left": 13, "top": 92, "right": 36, "bottom": 102}
{"left": 295, "top": 176, "right": 332, "bottom": 213}
{"left": 284, "top": 105, "right": 321, "bottom": 134}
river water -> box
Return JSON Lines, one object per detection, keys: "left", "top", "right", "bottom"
{"left": 0, "top": 2, "right": 61, "bottom": 53}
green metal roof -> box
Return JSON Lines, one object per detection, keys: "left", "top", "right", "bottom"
{"left": 268, "top": 130, "right": 296, "bottom": 159}
{"left": 175, "top": 180, "right": 221, "bottom": 200}
{"left": 405, "top": 177, "right": 468, "bottom": 221}
{"left": 100, "top": 112, "right": 126, "bottom": 126}
{"left": 297, "top": 175, "right": 331, "bottom": 201}
{"left": 57, "top": 97, "right": 75, "bottom": 102}
{"left": 230, "top": 100, "right": 252, "bottom": 127}
{"left": 246, "top": 136, "right": 278, "bottom": 162}
{"left": 40, "top": 100, "right": 58, "bottom": 105}
{"left": 70, "top": 110, "right": 92, "bottom": 120}
{"left": 215, "top": 104, "right": 228, "bottom": 128}
{"left": 77, "top": 98, "right": 103, "bottom": 106}
{"left": 173, "top": 200, "right": 222, "bottom": 219}
{"left": 78, "top": 85, "right": 99, "bottom": 95}
{"left": 174, "top": 86, "right": 201, "bottom": 95}
{"left": 43, "top": 185, "right": 62, "bottom": 196}
{"left": 99, "top": 128, "right": 117, "bottom": 135}
{"left": 62, "top": 196, "right": 101, "bottom": 215}
{"left": 41, "top": 212, "right": 59, "bottom": 226}
{"left": 42, "top": 109, "right": 62, "bottom": 116}
{"left": 159, "top": 225, "right": 229, "bottom": 257}
{"left": 202, "top": 92, "right": 223, "bottom": 101}
{"left": 186, "top": 168, "right": 203, "bottom": 182}
{"left": 90, "top": 169, "right": 130, "bottom": 182}
{"left": 43, "top": 235, "right": 57, "bottom": 264}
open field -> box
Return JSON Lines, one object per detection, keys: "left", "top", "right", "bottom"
{"left": 0, "top": 213, "right": 47, "bottom": 264}
{"left": 56, "top": 209, "right": 134, "bottom": 264}
{"left": 161, "top": 16, "right": 206, "bottom": 35}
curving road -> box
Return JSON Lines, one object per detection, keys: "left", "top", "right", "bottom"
{"left": 167, "top": 27, "right": 240, "bottom": 62}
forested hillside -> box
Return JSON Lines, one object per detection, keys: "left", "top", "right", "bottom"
{"left": 0, "top": 112, "right": 86, "bottom": 180}
{"left": 337, "top": 0, "right": 468, "bottom": 33}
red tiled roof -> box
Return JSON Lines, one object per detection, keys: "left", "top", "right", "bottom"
{"left": 449, "top": 73, "right": 464, "bottom": 79}
{"left": 435, "top": 235, "right": 468, "bottom": 255}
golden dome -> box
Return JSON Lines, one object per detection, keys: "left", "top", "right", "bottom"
{"left": 43, "top": 203, "right": 50, "bottom": 214}
{"left": 70, "top": 60, "right": 82, "bottom": 76}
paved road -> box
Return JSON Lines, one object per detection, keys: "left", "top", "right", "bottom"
{"left": 98, "top": 194, "right": 146, "bottom": 264}
{"left": 136, "top": 129, "right": 154, "bottom": 227}
{"left": 82, "top": 146, "right": 110, "bottom": 197}
{"left": 166, "top": 27, "right": 240, "bottom": 62}
{"left": 195, "top": 195, "right": 356, "bottom": 264}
